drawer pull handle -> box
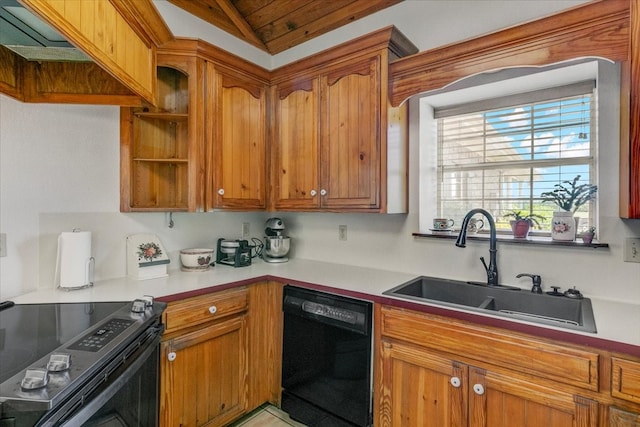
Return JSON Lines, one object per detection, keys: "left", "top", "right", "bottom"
{"left": 450, "top": 377, "right": 461, "bottom": 388}
{"left": 320, "top": 189, "right": 327, "bottom": 196}
{"left": 310, "top": 190, "right": 317, "bottom": 197}
{"left": 167, "top": 352, "right": 177, "bottom": 362}
{"left": 473, "top": 384, "right": 485, "bottom": 395}
{"left": 209, "top": 305, "right": 217, "bottom": 315}
{"left": 218, "top": 188, "right": 224, "bottom": 195}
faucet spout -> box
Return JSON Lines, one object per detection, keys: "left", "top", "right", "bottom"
{"left": 456, "top": 208, "right": 499, "bottom": 286}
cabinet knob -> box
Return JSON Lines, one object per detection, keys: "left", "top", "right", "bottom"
{"left": 473, "top": 384, "right": 485, "bottom": 395}
{"left": 218, "top": 188, "right": 224, "bottom": 195}
{"left": 310, "top": 190, "right": 317, "bottom": 197}
{"left": 209, "top": 305, "right": 217, "bottom": 315}
{"left": 450, "top": 376, "right": 461, "bottom": 388}
{"left": 320, "top": 189, "right": 327, "bottom": 196}
{"left": 167, "top": 351, "right": 177, "bottom": 362}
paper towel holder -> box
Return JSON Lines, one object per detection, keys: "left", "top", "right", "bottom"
{"left": 55, "top": 229, "right": 95, "bottom": 290}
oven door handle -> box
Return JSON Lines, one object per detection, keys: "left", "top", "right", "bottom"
{"left": 40, "top": 329, "right": 163, "bottom": 427}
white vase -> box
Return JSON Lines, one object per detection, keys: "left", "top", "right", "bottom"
{"left": 551, "top": 211, "right": 576, "bottom": 241}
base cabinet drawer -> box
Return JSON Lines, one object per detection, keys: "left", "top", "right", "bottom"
{"left": 613, "top": 358, "right": 640, "bottom": 405}
{"left": 163, "top": 287, "right": 248, "bottom": 334}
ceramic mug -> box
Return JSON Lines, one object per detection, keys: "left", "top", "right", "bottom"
{"left": 433, "top": 218, "right": 455, "bottom": 230}
{"left": 468, "top": 218, "right": 485, "bottom": 233}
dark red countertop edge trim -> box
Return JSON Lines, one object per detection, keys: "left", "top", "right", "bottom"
{"left": 156, "top": 274, "right": 640, "bottom": 358}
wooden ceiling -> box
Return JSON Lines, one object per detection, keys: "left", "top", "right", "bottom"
{"left": 167, "top": 0, "right": 403, "bottom": 54}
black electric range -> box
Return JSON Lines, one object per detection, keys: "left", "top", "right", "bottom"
{"left": 0, "top": 299, "right": 166, "bottom": 426}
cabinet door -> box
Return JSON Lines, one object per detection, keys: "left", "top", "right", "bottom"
{"left": 160, "top": 316, "right": 247, "bottom": 427}
{"left": 209, "top": 66, "right": 267, "bottom": 210}
{"left": 379, "top": 339, "right": 467, "bottom": 427}
{"left": 320, "top": 57, "right": 381, "bottom": 210}
{"left": 610, "top": 407, "right": 640, "bottom": 427}
{"left": 468, "top": 367, "right": 598, "bottom": 427}
{"left": 272, "top": 78, "right": 320, "bottom": 210}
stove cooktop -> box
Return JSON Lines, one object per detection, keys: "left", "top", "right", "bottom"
{"left": 0, "top": 302, "right": 128, "bottom": 384}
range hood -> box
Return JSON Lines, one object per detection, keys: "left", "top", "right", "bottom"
{"left": 0, "top": 0, "right": 89, "bottom": 61}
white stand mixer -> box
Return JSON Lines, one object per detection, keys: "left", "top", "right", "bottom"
{"left": 263, "top": 218, "right": 290, "bottom": 263}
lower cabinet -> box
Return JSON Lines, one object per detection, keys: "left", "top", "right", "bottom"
{"left": 610, "top": 407, "right": 640, "bottom": 426}
{"left": 158, "top": 282, "right": 283, "bottom": 427}
{"left": 160, "top": 287, "right": 249, "bottom": 427}
{"left": 379, "top": 339, "right": 597, "bottom": 427}
{"left": 376, "top": 305, "right": 599, "bottom": 427}
{"left": 161, "top": 316, "right": 247, "bottom": 426}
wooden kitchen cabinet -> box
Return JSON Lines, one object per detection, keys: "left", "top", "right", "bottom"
{"left": 273, "top": 57, "right": 380, "bottom": 211}
{"left": 121, "top": 39, "right": 270, "bottom": 212}
{"left": 160, "top": 287, "right": 249, "bottom": 427}
{"left": 120, "top": 53, "right": 205, "bottom": 212}
{"left": 271, "top": 26, "right": 416, "bottom": 212}
{"left": 610, "top": 407, "right": 640, "bottom": 427}
{"left": 375, "top": 305, "right": 599, "bottom": 427}
{"left": 206, "top": 64, "right": 268, "bottom": 210}
{"left": 610, "top": 358, "right": 640, "bottom": 426}
{"left": 159, "top": 282, "right": 283, "bottom": 427}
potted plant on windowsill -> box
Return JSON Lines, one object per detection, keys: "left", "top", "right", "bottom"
{"left": 540, "top": 175, "right": 597, "bottom": 241}
{"left": 581, "top": 226, "right": 596, "bottom": 245}
{"left": 503, "top": 210, "right": 544, "bottom": 239}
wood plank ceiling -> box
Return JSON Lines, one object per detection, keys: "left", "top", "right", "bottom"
{"left": 167, "top": 0, "right": 403, "bottom": 54}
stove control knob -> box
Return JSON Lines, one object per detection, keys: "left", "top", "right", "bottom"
{"left": 131, "top": 300, "right": 146, "bottom": 313}
{"left": 47, "top": 353, "right": 71, "bottom": 372}
{"left": 21, "top": 368, "right": 49, "bottom": 390}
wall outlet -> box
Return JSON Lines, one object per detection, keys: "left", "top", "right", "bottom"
{"left": 0, "top": 233, "right": 6, "bottom": 257}
{"left": 624, "top": 237, "right": 640, "bottom": 263}
{"left": 242, "top": 222, "right": 250, "bottom": 239}
{"left": 338, "top": 225, "right": 347, "bottom": 241}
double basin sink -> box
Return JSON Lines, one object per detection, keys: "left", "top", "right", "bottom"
{"left": 383, "top": 276, "right": 596, "bottom": 333}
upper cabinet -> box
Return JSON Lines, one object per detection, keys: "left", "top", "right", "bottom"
{"left": 388, "top": 0, "right": 640, "bottom": 219}
{"left": 120, "top": 38, "right": 269, "bottom": 212}
{"left": 0, "top": 0, "right": 173, "bottom": 104}
{"left": 271, "top": 26, "right": 417, "bottom": 213}
{"left": 120, "top": 53, "right": 205, "bottom": 212}
{"left": 18, "top": 0, "right": 173, "bottom": 104}
{"left": 206, "top": 64, "right": 268, "bottom": 211}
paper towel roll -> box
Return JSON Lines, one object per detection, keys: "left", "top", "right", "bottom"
{"left": 56, "top": 231, "right": 94, "bottom": 289}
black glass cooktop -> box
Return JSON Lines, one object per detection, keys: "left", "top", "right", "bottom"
{"left": 0, "top": 302, "right": 128, "bottom": 383}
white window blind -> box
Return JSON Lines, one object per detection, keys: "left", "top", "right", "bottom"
{"left": 435, "top": 81, "right": 596, "bottom": 232}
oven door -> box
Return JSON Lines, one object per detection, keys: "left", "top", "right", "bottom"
{"left": 43, "top": 329, "right": 162, "bottom": 427}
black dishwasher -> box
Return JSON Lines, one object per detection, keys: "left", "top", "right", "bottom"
{"left": 281, "top": 285, "right": 373, "bottom": 427}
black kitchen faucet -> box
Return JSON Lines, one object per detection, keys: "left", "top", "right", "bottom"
{"left": 455, "top": 208, "right": 499, "bottom": 286}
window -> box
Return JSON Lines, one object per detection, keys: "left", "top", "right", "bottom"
{"left": 434, "top": 81, "right": 596, "bottom": 234}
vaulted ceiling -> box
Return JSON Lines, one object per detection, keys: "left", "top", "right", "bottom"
{"left": 167, "top": 0, "right": 403, "bottom": 54}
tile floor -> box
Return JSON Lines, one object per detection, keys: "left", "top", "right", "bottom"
{"left": 229, "top": 404, "right": 307, "bottom": 427}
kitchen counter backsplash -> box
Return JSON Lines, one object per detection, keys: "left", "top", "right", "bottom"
{"left": 10, "top": 258, "right": 640, "bottom": 352}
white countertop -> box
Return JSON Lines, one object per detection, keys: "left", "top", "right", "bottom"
{"left": 10, "top": 258, "right": 640, "bottom": 352}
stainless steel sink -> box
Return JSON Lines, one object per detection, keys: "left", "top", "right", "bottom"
{"left": 383, "top": 276, "right": 596, "bottom": 333}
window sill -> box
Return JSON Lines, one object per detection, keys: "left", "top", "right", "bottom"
{"left": 412, "top": 232, "right": 609, "bottom": 249}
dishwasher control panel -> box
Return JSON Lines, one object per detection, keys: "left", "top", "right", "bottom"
{"left": 301, "top": 301, "right": 358, "bottom": 324}
{"left": 283, "top": 285, "right": 371, "bottom": 335}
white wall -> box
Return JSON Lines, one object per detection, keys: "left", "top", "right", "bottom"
{"left": 1, "top": 0, "right": 639, "bottom": 303}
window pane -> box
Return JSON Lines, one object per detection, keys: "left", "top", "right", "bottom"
{"left": 436, "top": 92, "right": 595, "bottom": 232}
